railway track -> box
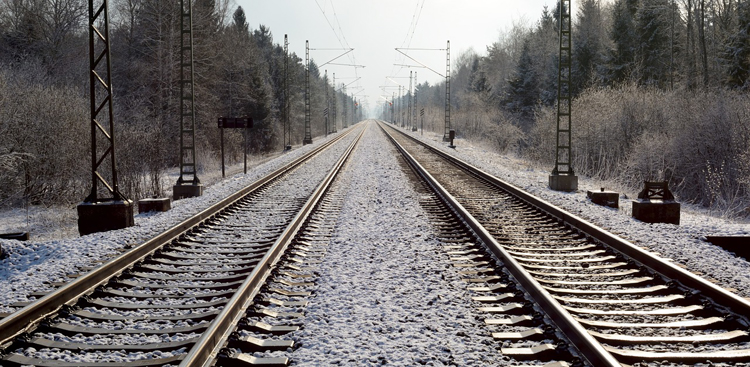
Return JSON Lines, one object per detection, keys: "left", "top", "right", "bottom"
{"left": 380, "top": 121, "right": 750, "bottom": 367}
{"left": 0, "top": 125, "right": 365, "bottom": 367}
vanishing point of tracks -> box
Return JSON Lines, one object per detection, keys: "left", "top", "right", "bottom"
{"left": 381, "top": 121, "right": 750, "bottom": 366}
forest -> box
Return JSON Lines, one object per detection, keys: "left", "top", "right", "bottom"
{"left": 0, "top": 0, "right": 749, "bottom": 218}
{"left": 404, "top": 0, "right": 750, "bottom": 217}
{"left": 0, "top": 0, "right": 358, "bottom": 207}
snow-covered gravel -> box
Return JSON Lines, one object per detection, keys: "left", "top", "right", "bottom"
{"left": 403, "top": 126, "right": 750, "bottom": 299}
{"left": 0, "top": 130, "right": 357, "bottom": 312}
{"left": 2, "top": 119, "right": 749, "bottom": 365}
{"left": 283, "top": 123, "right": 509, "bottom": 366}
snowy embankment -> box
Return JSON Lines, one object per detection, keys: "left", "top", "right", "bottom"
{"left": 406, "top": 125, "right": 750, "bottom": 299}
{"left": 0, "top": 132, "right": 351, "bottom": 312}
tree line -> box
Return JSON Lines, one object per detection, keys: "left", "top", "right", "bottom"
{"left": 0, "top": 0, "right": 357, "bottom": 207}
{"left": 394, "top": 0, "right": 750, "bottom": 217}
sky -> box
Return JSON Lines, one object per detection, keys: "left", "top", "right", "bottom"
{"left": 234, "top": 0, "right": 557, "bottom": 115}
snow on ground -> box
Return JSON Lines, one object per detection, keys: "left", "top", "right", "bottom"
{"left": 0, "top": 151, "right": 287, "bottom": 242}
{"left": 0, "top": 131, "right": 355, "bottom": 312}
{"left": 404, "top": 125, "right": 750, "bottom": 299}
{"left": 288, "top": 122, "right": 506, "bottom": 366}
{"left": 1, "top": 118, "right": 749, "bottom": 363}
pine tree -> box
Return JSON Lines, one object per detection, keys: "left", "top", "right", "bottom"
{"left": 725, "top": 0, "right": 750, "bottom": 89}
{"left": 607, "top": 0, "right": 638, "bottom": 84}
{"left": 635, "top": 0, "right": 674, "bottom": 88}
{"left": 504, "top": 40, "right": 539, "bottom": 116}
{"left": 572, "top": 0, "right": 606, "bottom": 94}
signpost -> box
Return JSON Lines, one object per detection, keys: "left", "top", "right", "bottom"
{"left": 218, "top": 117, "right": 253, "bottom": 178}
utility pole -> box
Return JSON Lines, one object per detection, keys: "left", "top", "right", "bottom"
{"left": 391, "top": 92, "right": 396, "bottom": 125}
{"left": 398, "top": 85, "right": 403, "bottom": 127}
{"left": 408, "top": 71, "right": 413, "bottom": 130}
{"left": 284, "top": 34, "right": 291, "bottom": 150}
{"left": 332, "top": 74, "right": 337, "bottom": 133}
{"left": 550, "top": 0, "right": 578, "bottom": 191}
{"left": 444, "top": 40, "right": 451, "bottom": 141}
{"left": 342, "top": 87, "right": 347, "bottom": 129}
{"left": 324, "top": 70, "right": 329, "bottom": 137}
{"left": 303, "top": 40, "right": 313, "bottom": 145}
{"left": 77, "top": 0, "right": 134, "bottom": 235}
{"left": 412, "top": 71, "right": 418, "bottom": 131}
{"left": 173, "top": 0, "right": 203, "bottom": 200}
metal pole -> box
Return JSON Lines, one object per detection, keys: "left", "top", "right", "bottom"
{"left": 176, "top": 0, "right": 200, "bottom": 189}
{"left": 333, "top": 73, "right": 337, "bottom": 133}
{"left": 284, "top": 34, "right": 290, "bottom": 150}
{"left": 391, "top": 92, "right": 396, "bottom": 125}
{"left": 244, "top": 127, "right": 247, "bottom": 174}
{"left": 554, "top": 0, "right": 573, "bottom": 176}
{"left": 325, "top": 70, "right": 329, "bottom": 137}
{"left": 220, "top": 128, "right": 225, "bottom": 178}
{"left": 412, "top": 71, "right": 418, "bottom": 131}
{"left": 85, "top": 0, "right": 125, "bottom": 203}
{"left": 408, "top": 71, "right": 413, "bottom": 130}
{"left": 342, "top": 87, "right": 347, "bottom": 129}
{"left": 303, "top": 40, "right": 312, "bottom": 144}
{"left": 444, "top": 40, "right": 451, "bottom": 141}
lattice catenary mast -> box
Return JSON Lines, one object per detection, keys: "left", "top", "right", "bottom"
{"left": 303, "top": 40, "right": 313, "bottom": 145}
{"left": 283, "top": 34, "right": 291, "bottom": 150}
{"left": 549, "top": 0, "right": 578, "bottom": 191}
{"left": 77, "top": 0, "right": 134, "bottom": 235}
{"left": 174, "top": 0, "right": 203, "bottom": 199}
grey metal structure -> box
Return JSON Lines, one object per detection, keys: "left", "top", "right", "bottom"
{"left": 444, "top": 40, "right": 451, "bottom": 141}
{"left": 342, "top": 86, "right": 347, "bottom": 129}
{"left": 283, "top": 34, "right": 291, "bottom": 150}
{"left": 332, "top": 74, "right": 337, "bottom": 133}
{"left": 407, "top": 71, "right": 413, "bottom": 129}
{"left": 324, "top": 70, "right": 329, "bottom": 136}
{"left": 553, "top": 0, "right": 574, "bottom": 176}
{"left": 412, "top": 72, "right": 418, "bottom": 131}
{"left": 174, "top": 0, "right": 201, "bottom": 196}
{"left": 84, "top": 0, "right": 124, "bottom": 203}
{"left": 303, "top": 41, "right": 313, "bottom": 145}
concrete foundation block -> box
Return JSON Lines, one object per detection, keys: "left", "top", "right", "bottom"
{"left": 173, "top": 184, "right": 203, "bottom": 200}
{"left": 138, "top": 197, "right": 171, "bottom": 213}
{"left": 587, "top": 190, "right": 619, "bottom": 208}
{"left": 632, "top": 200, "right": 680, "bottom": 225}
{"left": 77, "top": 200, "right": 135, "bottom": 236}
{"left": 0, "top": 232, "right": 29, "bottom": 241}
{"left": 549, "top": 174, "right": 578, "bottom": 192}
{"left": 302, "top": 138, "right": 313, "bottom": 145}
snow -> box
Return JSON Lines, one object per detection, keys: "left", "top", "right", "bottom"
{"left": 1, "top": 119, "right": 749, "bottom": 365}
{"left": 281, "top": 123, "right": 506, "bottom": 365}
{"left": 404, "top": 126, "right": 750, "bottom": 299}
{"left": 0, "top": 132, "right": 352, "bottom": 312}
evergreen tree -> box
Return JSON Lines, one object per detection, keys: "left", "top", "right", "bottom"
{"left": 635, "top": 0, "right": 674, "bottom": 88}
{"left": 504, "top": 40, "right": 539, "bottom": 116}
{"left": 607, "top": 0, "right": 639, "bottom": 84}
{"left": 534, "top": 5, "right": 560, "bottom": 106}
{"left": 572, "top": 0, "right": 606, "bottom": 94}
{"left": 725, "top": 1, "right": 750, "bottom": 89}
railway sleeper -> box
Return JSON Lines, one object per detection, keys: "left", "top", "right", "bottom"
{"left": 2, "top": 353, "right": 184, "bottom": 367}
{"left": 215, "top": 349, "right": 289, "bottom": 367}
{"left": 40, "top": 320, "right": 209, "bottom": 335}
{"left": 604, "top": 344, "right": 750, "bottom": 364}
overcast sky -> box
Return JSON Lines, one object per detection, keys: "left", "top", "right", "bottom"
{"left": 234, "top": 0, "right": 557, "bottom": 115}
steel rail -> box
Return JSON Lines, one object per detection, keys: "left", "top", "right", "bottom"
{"left": 180, "top": 123, "right": 367, "bottom": 367}
{"left": 379, "top": 121, "right": 750, "bottom": 317}
{"left": 378, "top": 121, "right": 621, "bottom": 367}
{"left": 0, "top": 130, "right": 355, "bottom": 348}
